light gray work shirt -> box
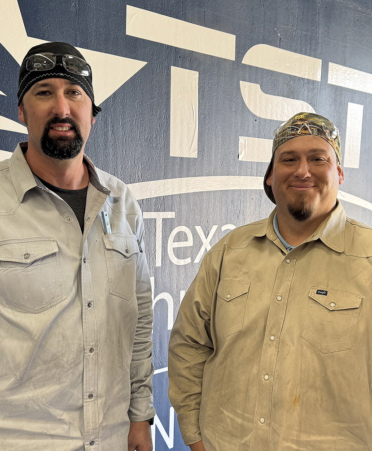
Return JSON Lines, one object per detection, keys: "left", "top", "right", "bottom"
{"left": 0, "top": 144, "right": 155, "bottom": 451}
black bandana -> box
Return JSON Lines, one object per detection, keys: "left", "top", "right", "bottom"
{"left": 18, "top": 42, "right": 101, "bottom": 116}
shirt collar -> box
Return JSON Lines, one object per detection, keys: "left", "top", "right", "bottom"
{"left": 9, "top": 143, "right": 120, "bottom": 201}
{"left": 309, "top": 200, "right": 346, "bottom": 253}
{"left": 249, "top": 201, "right": 346, "bottom": 253}
{"left": 273, "top": 213, "right": 296, "bottom": 252}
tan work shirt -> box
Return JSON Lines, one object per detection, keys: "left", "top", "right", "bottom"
{"left": 0, "top": 145, "right": 155, "bottom": 451}
{"left": 169, "top": 202, "right": 372, "bottom": 450}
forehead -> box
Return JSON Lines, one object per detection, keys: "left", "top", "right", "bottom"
{"left": 275, "top": 135, "right": 335, "bottom": 158}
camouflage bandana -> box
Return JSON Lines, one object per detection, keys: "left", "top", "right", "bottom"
{"left": 264, "top": 112, "right": 342, "bottom": 204}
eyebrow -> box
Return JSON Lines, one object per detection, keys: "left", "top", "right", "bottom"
{"left": 279, "top": 148, "right": 329, "bottom": 157}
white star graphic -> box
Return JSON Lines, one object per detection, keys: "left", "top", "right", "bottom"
{"left": 0, "top": 0, "right": 147, "bottom": 135}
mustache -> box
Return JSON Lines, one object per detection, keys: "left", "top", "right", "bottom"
{"left": 46, "top": 117, "right": 79, "bottom": 132}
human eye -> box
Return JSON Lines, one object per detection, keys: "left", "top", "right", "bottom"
{"left": 35, "top": 90, "right": 51, "bottom": 97}
{"left": 68, "top": 89, "right": 82, "bottom": 97}
{"left": 312, "top": 156, "right": 327, "bottom": 163}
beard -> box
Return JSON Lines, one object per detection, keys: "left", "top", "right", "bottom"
{"left": 40, "top": 117, "right": 84, "bottom": 160}
{"left": 287, "top": 195, "right": 314, "bottom": 222}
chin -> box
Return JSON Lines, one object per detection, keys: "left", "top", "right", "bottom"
{"left": 287, "top": 198, "right": 315, "bottom": 222}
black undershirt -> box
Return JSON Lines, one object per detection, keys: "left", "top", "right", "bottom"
{"left": 37, "top": 177, "right": 88, "bottom": 232}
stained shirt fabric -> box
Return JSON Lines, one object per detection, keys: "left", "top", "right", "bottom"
{"left": 0, "top": 144, "right": 155, "bottom": 451}
{"left": 168, "top": 202, "right": 372, "bottom": 451}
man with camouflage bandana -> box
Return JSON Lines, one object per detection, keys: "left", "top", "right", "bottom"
{"left": 169, "top": 112, "right": 372, "bottom": 450}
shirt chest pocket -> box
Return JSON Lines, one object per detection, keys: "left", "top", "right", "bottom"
{"left": 215, "top": 279, "right": 251, "bottom": 338}
{"left": 0, "top": 238, "right": 66, "bottom": 313}
{"left": 103, "top": 234, "right": 140, "bottom": 301}
{"left": 302, "top": 286, "right": 362, "bottom": 354}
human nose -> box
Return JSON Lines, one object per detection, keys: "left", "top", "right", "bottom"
{"left": 294, "top": 158, "right": 311, "bottom": 178}
{"left": 51, "top": 93, "right": 70, "bottom": 118}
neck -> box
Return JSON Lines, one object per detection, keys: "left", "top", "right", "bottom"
{"left": 24, "top": 143, "right": 89, "bottom": 190}
{"left": 276, "top": 204, "right": 336, "bottom": 246}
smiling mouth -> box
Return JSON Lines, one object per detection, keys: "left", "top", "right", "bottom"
{"left": 49, "top": 125, "right": 76, "bottom": 136}
{"left": 51, "top": 126, "right": 72, "bottom": 131}
{"left": 290, "top": 185, "right": 314, "bottom": 189}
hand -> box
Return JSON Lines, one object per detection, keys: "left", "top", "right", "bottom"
{"left": 190, "top": 440, "right": 206, "bottom": 451}
{"left": 128, "top": 421, "right": 152, "bottom": 451}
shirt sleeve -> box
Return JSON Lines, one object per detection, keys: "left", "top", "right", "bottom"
{"left": 168, "top": 251, "right": 216, "bottom": 445}
{"left": 128, "top": 213, "right": 156, "bottom": 422}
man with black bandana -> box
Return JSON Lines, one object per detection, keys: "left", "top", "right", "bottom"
{"left": 0, "top": 42, "right": 154, "bottom": 451}
{"left": 169, "top": 113, "right": 372, "bottom": 450}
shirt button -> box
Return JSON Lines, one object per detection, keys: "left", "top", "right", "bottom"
{"left": 89, "top": 348, "right": 95, "bottom": 353}
{"left": 264, "top": 375, "right": 269, "bottom": 381}
{"left": 83, "top": 258, "right": 87, "bottom": 263}
{"left": 227, "top": 294, "right": 231, "bottom": 299}
{"left": 259, "top": 417, "right": 265, "bottom": 424}
{"left": 330, "top": 302, "right": 336, "bottom": 308}
{"left": 276, "top": 295, "right": 282, "bottom": 301}
{"left": 24, "top": 253, "right": 30, "bottom": 259}
{"left": 86, "top": 217, "right": 90, "bottom": 221}
{"left": 88, "top": 393, "right": 94, "bottom": 399}
{"left": 87, "top": 302, "right": 92, "bottom": 308}
{"left": 90, "top": 441, "right": 95, "bottom": 446}
{"left": 270, "top": 335, "right": 275, "bottom": 341}
{"left": 285, "top": 258, "right": 291, "bottom": 264}
{"left": 65, "top": 216, "right": 72, "bottom": 223}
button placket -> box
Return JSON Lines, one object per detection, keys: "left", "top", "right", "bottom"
{"left": 253, "top": 256, "right": 297, "bottom": 449}
{"left": 81, "top": 237, "right": 99, "bottom": 444}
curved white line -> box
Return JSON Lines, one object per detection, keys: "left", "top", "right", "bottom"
{"left": 128, "top": 176, "right": 263, "bottom": 200}
{"left": 128, "top": 176, "right": 372, "bottom": 212}
{"left": 154, "top": 367, "right": 168, "bottom": 375}
{"left": 0, "top": 158, "right": 369, "bottom": 212}
{"left": 337, "top": 190, "right": 372, "bottom": 211}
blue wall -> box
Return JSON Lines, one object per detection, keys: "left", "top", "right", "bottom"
{"left": 2, "top": 1, "right": 372, "bottom": 449}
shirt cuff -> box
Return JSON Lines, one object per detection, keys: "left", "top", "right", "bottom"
{"left": 128, "top": 396, "right": 156, "bottom": 422}
{"left": 177, "top": 411, "right": 202, "bottom": 446}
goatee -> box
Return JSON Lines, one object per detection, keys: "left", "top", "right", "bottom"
{"left": 287, "top": 198, "right": 314, "bottom": 222}
{"left": 41, "top": 117, "right": 84, "bottom": 160}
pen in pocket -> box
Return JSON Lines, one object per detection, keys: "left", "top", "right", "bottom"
{"left": 100, "top": 211, "right": 112, "bottom": 234}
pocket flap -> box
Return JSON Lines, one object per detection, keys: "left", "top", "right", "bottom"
{"left": 309, "top": 287, "right": 362, "bottom": 311}
{"left": 103, "top": 234, "right": 139, "bottom": 257}
{"left": 217, "top": 279, "right": 251, "bottom": 302}
{"left": 0, "top": 238, "right": 58, "bottom": 263}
